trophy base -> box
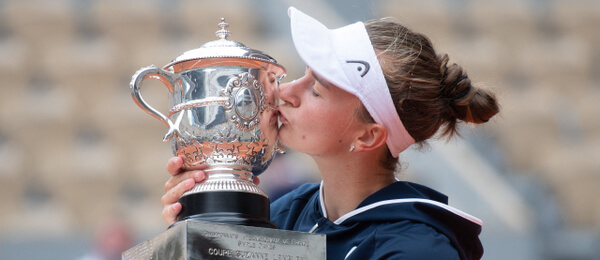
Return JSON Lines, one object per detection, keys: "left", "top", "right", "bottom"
{"left": 177, "top": 191, "right": 275, "bottom": 228}
{"left": 123, "top": 220, "right": 326, "bottom": 260}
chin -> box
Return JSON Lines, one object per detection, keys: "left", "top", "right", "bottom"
{"left": 277, "top": 130, "right": 299, "bottom": 152}
{"left": 278, "top": 131, "right": 290, "bottom": 147}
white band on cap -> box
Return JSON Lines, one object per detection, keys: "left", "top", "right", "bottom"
{"left": 288, "top": 7, "right": 415, "bottom": 157}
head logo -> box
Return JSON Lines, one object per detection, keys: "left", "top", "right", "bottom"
{"left": 346, "top": 60, "right": 370, "bottom": 77}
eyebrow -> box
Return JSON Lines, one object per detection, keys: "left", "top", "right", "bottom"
{"left": 311, "top": 71, "right": 332, "bottom": 89}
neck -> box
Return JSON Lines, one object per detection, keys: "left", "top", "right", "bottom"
{"left": 312, "top": 152, "right": 395, "bottom": 221}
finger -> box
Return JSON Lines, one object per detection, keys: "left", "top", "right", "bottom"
{"left": 185, "top": 162, "right": 211, "bottom": 171}
{"left": 164, "top": 170, "right": 206, "bottom": 192}
{"left": 167, "top": 156, "right": 211, "bottom": 174}
{"left": 253, "top": 176, "right": 261, "bottom": 185}
{"left": 166, "top": 156, "right": 185, "bottom": 176}
{"left": 162, "top": 178, "right": 195, "bottom": 207}
{"left": 162, "top": 202, "right": 182, "bottom": 226}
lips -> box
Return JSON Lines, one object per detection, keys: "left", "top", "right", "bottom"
{"left": 277, "top": 108, "right": 288, "bottom": 124}
{"left": 269, "top": 110, "right": 279, "bottom": 125}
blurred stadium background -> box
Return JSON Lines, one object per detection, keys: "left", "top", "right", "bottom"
{"left": 0, "top": 0, "right": 599, "bottom": 259}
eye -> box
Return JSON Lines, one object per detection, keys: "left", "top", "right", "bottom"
{"left": 310, "top": 82, "right": 320, "bottom": 97}
{"left": 306, "top": 78, "right": 318, "bottom": 97}
{"left": 268, "top": 72, "right": 277, "bottom": 84}
{"left": 311, "top": 88, "right": 320, "bottom": 97}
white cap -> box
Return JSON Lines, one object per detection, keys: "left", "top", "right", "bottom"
{"left": 288, "top": 7, "right": 415, "bottom": 157}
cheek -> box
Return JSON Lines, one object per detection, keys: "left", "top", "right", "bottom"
{"left": 279, "top": 95, "right": 357, "bottom": 153}
{"left": 280, "top": 110, "right": 333, "bottom": 146}
{"left": 303, "top": 113, "right": 348, "bottom": 142}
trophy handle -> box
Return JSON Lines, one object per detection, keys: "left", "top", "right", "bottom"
{"left": 130, "top": 65, "right": 177, "bottom": 129}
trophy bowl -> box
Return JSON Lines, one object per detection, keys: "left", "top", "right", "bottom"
{"left": 130, "top": 19, "right": 285, "bottom": 228}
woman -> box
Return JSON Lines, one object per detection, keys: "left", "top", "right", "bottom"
{"left": 161, "top": 7, "right": 499, "bottom": 260}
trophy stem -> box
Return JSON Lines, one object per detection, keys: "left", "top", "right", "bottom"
{"left": 176, "top": 191, "right": 276, "bottom": 228}
{"left": 182, "top": 168, "right": 268, "bottom": 197}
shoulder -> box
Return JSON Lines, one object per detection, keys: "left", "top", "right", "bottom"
{"left": 271, "top": 182, "right": 319, "bottom": 208}
{"left": 379, "top": 221, "right": 460, "bottom": 259}
{"left": 349, "top": 221, "right": 460, "bottom": 260}
{"left": 270, "top": 183, "right": 320, "bottom": 229}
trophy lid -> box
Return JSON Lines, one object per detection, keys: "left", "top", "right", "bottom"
{"left": 164, "top": 18, "right": 286, "bottom": 76}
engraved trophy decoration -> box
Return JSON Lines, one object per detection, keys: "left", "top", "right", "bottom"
{"left": 124, "top": 18, "right": 325, "bottom": 260}
{"left": 130, "top": 19, "right": 284, "bottom": 228}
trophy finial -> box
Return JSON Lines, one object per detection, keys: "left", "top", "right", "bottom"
{"left": 216, "top": 18, "right": 231, "bottom": 40}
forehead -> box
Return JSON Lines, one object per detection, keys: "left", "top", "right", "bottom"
{"left": 310, "top": 70, "right": 332, "bottom": 89}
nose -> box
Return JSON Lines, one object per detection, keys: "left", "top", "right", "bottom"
{"left": 278, "top": 80, "right": 300, "bottom": 107}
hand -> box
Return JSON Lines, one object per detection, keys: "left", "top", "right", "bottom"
{"left": 161, "top": 156, "right": 209, "bottom": 226}
{"left": 160, "top": 156, "right": 261, "bottom": 226}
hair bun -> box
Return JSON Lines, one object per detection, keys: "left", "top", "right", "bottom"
{"left": 437, "top": 53, "right": 499, "bottom": 138}
{"left": 365, "top": 19, "right": 499, "bottom": 146}
{"left": 439, "top": 54, "right": 471, "bottom": 100}
{"left": 443, "top": 75, "right": 471, "bottom": 100}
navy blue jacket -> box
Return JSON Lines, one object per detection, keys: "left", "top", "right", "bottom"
{"left": 270, "top": 182, "right": 483, "bottom": 259}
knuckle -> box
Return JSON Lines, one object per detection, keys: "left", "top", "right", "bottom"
{"left": 164, "top": 181, "right": 171, "bottom": 192}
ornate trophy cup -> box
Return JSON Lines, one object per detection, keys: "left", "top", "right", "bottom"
{"left": 130, "top": 19, "right": 284, "bottom": 228}
{"left": 124, "top": 18, "right": 325, "bottom": 260}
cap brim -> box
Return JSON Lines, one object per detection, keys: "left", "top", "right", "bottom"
{"left": 288, "top": 7, "right": 353, "bottom": 95}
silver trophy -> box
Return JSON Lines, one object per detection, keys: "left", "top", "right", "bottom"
{"left": 130, "top": 19, "right": 285, "bottom": 227}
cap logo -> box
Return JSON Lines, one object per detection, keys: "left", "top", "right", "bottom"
{"left": 346, "top": 60, "right": 370, "bottom": 77}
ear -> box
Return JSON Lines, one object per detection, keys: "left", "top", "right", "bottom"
{"left": 353, "top": 123, "right": 388, "bottom": 152}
